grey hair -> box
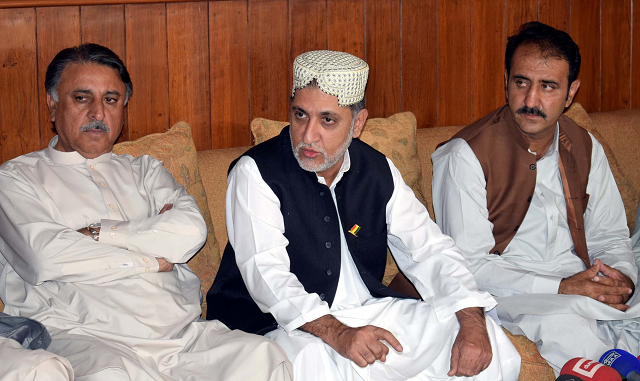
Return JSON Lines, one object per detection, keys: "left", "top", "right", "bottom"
{"left": 45, "top": 43, "right": 133, "bottom": 105}
{"left": 292, "top": 79, "right": 366, "bottom": 119}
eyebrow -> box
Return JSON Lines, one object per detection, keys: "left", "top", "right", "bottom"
{"left": 72, "top": 89, "right": 122, "bottom": 97}
{"left": 513, "top": 75, "right": 560, "bottom": 86}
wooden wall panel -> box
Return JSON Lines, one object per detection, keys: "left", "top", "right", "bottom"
{"left": 248, "top": 0, "right": 289, "bottom": 124}
{"left": 471, "top": 0, "right": 505, "bottom": 121}
{"left": 289, "top": 0, "right": 326, "bottom": 79}
{"left": 327, "top": 0, "right": 364, "bottom": 60}
{"left": 437, "top": 0, "right": 471, "bottom": 126}
{"left": 125, "top": 3, "right": 169, "bottom": 140}
{"left": 80, "top": 4, "right": 128, "bottom": 142}
{"left": 167, "top": 2, "right": 211, "bottom": 150}
{"left": 36, "top": 6, "right": 81, "bottom": 147}
{"left": 209, "top": 0, "right": 250, "bottom": 148}
{"left": 538, "top": 0, "right": 570, "bottom": 32}
{"left": 0, "top": 8, "right": 39, "bottom": 161}
{"left": 505, "top": 0, "right": 537, "bottom": 37}
{"left": 401, "top": 0, "right": 436, "bottom": 128}
{"left": 365, "top": 0, "right": 401, "bottom": 119}
{"left": 633, "top": 0, "right": 640, "bottom": 108}
{"left": 601, "top": 0, "right": 631, "bottom": 111}
{"left": 570, "top": 0, "right": 601, "bottom": 112}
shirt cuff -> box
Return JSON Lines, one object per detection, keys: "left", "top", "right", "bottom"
{"left": 280, "top": 304, "right": 331, "bottom": 334}
{"left": 532, "top": 274, "right": 563, "bottom": 294}
{"left": 131, "top": 254, "right": 160, "bottom": 274}
{"left": 99, "top": 219, "right": 131, "bottom": 249}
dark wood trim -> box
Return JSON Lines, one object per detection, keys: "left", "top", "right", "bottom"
{"left": 0, "top": 0, "right": 211, "bottom": 9}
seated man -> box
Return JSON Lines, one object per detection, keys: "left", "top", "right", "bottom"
{"left": 207, "top": 50, "right": 520, "bottom": 381}
{"left": 432, "top": 21, "right": 640, "bottom": 373}
{"left": 0, "top": 43, "right": 291, "bottom": 381}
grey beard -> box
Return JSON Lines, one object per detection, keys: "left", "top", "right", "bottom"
{"left": 290, "top": 120, "right": 355, "bottom": 173}
{"left": 80, "top": 121, "right": 110, "bottom": 132}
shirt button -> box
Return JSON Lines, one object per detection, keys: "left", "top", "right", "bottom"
{"left": 98, "top": 182, "right": 105, "bottom": 186}
{"left": 325, "top": 242, "right": 331, "bottom": 249}
{"left": 493, "top": 250, "right": 500, "bottom": 254}
{"left": 527, "top": 196, "right": 532, "bottom": 202}
{"left": 110, "top": 232, "right": 116, "bottom": 239}
{"left": 152, "top": 229, "right": 158, "bottom": 233}
{"left": 111, "top": 226, "right": 117, "bottom": 230}
{"left": 319, "top": 191, "right": 325, "bottom": 196}
{"left": 529, "top": 164, "right": 536, "bottom": 170}
{"left": 514, "top": 225, "right": 520, "bottom": 232}
{"left": 326, "top": 269, "right": 332, "bottom": 276}
{"left": 319, "top": 293, "right": 325, "bottom": 300}
{"left": 144, "top": 267, "right": 150, "bottom": 272}
{"left": 324, "top": 216, "right": 330, "bottom": 223}
{"left": 108, "top": 204, "right": 115, "bottom": 210}
{"left": 89, "top": 164, "right": 95, "bottom": 170}
{"left": 143, "top": 258, "right": 148, "bottom": 263}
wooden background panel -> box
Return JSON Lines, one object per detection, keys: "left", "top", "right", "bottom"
{"left": 209, "top": 0, "right": 250, "bottom": 149}
{"left": 471, "top": 0, "right": 505, "bottom": 122}
{"left": 167, "top": 1, "right": 211, "bottom": 150}
{"left": 327, "top": 0, "right": 364, "bottom": 60}
{"left": 36, "top": 6, "right": 81, "bottom": 147}
{"left": 289, "top": 0, "right": 326, "bottom": 90}
{"left": 633, "top": 0, "right": 640, "bottom": 108}
{"left": 401, "top": 0, "right": 436, "bottom": 128}
{"left": 538, "top": 0, "right": 570, "bottom": 32}
{"left": 124, "top": 3, "right": 169, "bottom": 140}
{"left": 570, "top": 0, "right": 600, "bottom": 113}
{"left": 0, "top": 8, "right": 40, "bottom": 161}
{"left": 365, "top": 0, "right": 401, "bottom": 119}
{"left": 248, "top": 0, "right": 289, "bottom": 124}
{"left": 505, "top": 0, "right": 537, "bottom": 37}
{"left": 80, "top": 4, "right": 128, "bottom": 142}
{"left": 601, "top": 0, "right": 631, "bottom": 112}
{"left": 437, "top": 0, "right": 472, "bottom": 126}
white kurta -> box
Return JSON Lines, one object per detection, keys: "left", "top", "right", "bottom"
{"left": 432, "top": 124, "right": 640, "bottom": 373}
{"left": 0, "top": 137, "right": 292, "bottom": 381}
{"left": 226, "top": 151, "right": 521, "bottom": 381}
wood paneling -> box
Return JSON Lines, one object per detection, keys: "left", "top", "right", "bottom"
{"left": 327, "top": 0, "right": 364, "bottom": 60}
{"left": 167, "top": 2, "right": 211, "bottom": 150}
{"left": 601, "top": 0, "right": 631, "bottom": 111}
{"left": 248, "top": 0, "right": 289, "bottom": 124}
{"left": 80, "top": 4, "right": 128, "bottom": 141}
{"left": 124, "top": 3, "right": 169, "bottom": 140}
{"left": 505, "top": 0, "right": 537, "bottom": 37}
{"left": 471, "top": 0, "right": 505, "bottom": 121}
{"left": 365, "top": 0, "right": 401, "bottom": 119}
{"left": 0, "top": 8, "right": 39, "bottom": 161}
{"left": 401, "top": 0, "right": 436, "bottom": 128}
{"left": 437, "top": 0, "right": 471, "bottom": 126}
{"left": 538, "top": 0, "right": 570, "bottom": 32}
{"left": 570, "top": 0, "right": 600, "bottom": 112}
{"left": 0, "top": 0, "right": 639, "bottom": 165}
{"left": 209, "top": 0, "right": 250, "bottom": 148}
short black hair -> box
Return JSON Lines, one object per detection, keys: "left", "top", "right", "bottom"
{"left": 45, "top": 43, "right": 132, "bottom": 104}
{"left": 505, "top": 21, "right": 581, "bottom": 86}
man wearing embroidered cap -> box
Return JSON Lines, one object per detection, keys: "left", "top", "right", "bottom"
{"left": 207, "top": 50, "right": 520, "bottom": 380}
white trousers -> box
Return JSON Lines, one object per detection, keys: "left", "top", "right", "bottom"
{"left": 266, "top": 297, "right": 521, "bottom": 381}
{"left": 46, "top": 319, "right": 292, "bottom": 381}
{"left": 0, "top": 336, "right": 73, "bottom": 381}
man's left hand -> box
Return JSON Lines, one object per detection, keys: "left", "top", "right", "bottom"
{"left": 448, "top": 307, "right": 492, "bottom": 377}
{"left": 591, "top": 259, "right": 635, "bottom": 306}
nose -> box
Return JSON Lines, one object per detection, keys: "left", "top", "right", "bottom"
{"left": 88, "top": 98, "right": 105, "bottom": 121}
{"left": 523, "top": 86, "right": 540, "bottom": 109}
{"left": 301, "top": 118, "right": 321, "bottom": 145}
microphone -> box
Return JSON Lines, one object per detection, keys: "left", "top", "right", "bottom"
{"left": 560, "top": 357, "right": 621, "bottom": 381}
{"left": 600, "top": 349, "right": 640, "bottom": 381}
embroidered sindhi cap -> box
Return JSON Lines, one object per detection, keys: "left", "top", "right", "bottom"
{"left": 292, "top": 50, "right": 369, "bottom": 106}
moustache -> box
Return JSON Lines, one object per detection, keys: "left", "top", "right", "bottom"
{"left": 516, "top": 106, "right": 547, "bottom": 119}
{"left": 80, "top": 121, "right": 110, "bottom": 132}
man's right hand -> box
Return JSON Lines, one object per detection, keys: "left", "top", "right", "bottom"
{"left": 300, "top": 314, "right": 403, "bottom": 367}
{"left": 157, "top": 258, "right": 174, "bottom": 272}
{"left": 559, "top": 259, "right": 633, "bottom": 311}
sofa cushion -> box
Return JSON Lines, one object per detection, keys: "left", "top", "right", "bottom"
{"left": 565, "top": 104, "right": 639, "bottom": 231}
{"left": 113, "top": 122, "right": 220, "bottom": 317}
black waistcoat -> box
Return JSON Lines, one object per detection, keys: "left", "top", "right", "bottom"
{"left": 206, "top": 126, "right": 410, "bottom": 334}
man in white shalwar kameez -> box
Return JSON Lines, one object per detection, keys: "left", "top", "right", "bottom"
{"left": 432, "top": 22, "right": 640, "bottom": 375}
{"left": 0, "top": 43, "right": 292, "bottom": 381}
{"left": 206, "top": 50, "right": 521, "bottom": 381}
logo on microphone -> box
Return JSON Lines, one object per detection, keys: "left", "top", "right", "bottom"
{"left": 571, "top": 358, "right": 604, "bottom": 378}
{"left": 601, "top": 352, "right": 621, "bottom": 366}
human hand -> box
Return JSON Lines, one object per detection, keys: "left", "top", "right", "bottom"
{"left": 157, "top": 257, "right": 174, "bottom": 272}
{"left": 559, "top": 259, "right": 633, "bottom": 311}
{"left": 77, "top": 224, "right": 100, "bottom": 241}
{"left": 159, "top": 203, "right": 173, "bottom": 214}
{"left": 448, "top": 307, "right": 492, "bottom": 377}
{"left": 300, "top": 315, "right": 403, "bottom": 367}
{"left": 591, "top": 259, "right": 635, "bottom": 306}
